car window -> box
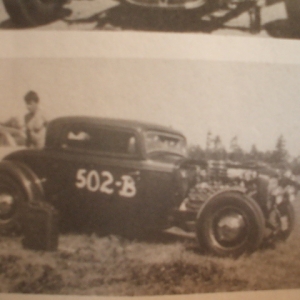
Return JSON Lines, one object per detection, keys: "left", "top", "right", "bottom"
{"left": 144, "top": 131, "right": 187, "bottom": 157}
{"left": 62, "top": 125, "right": 137, "bottom": 156}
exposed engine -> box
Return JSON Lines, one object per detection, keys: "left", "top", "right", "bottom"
{"left": 178, "top": 160, "right": 299, "bottom": 242}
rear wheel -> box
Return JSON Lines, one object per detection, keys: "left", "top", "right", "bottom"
{"left": 0, "top": 174, "right": 27, "bottom": 234}
{"left": 3, "top": 0, "right": 64, "bottom": 27}
{"left": 196, "top": 192, "right": 265, "bottom": 257}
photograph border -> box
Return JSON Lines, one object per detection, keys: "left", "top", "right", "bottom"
{"left": 1, "top": 29, "right": 300, "bottom": 299}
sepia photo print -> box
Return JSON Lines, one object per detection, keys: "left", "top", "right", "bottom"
{"left": 1, "top": 57, "right": 300, "bottom": 296}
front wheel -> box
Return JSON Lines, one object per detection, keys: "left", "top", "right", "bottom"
{"left": 0, "top": 174, "right": 27, "bottom": 234}
{"left": 3, "top": 0, "right": 64, "bottom": 27}
{"left": 196, "top": 192, "right": 265, "bottom": 257}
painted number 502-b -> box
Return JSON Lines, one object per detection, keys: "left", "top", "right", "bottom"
{"left": 75, "top": 169, "right": 137, "bottom": 198}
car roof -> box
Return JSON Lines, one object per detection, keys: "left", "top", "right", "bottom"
{"left": 50, "top": 116, "right": 186, "bottom": 137}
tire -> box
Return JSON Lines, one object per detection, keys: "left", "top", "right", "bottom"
{"left": 285, "top": 0, "right": 300, "bottom": 30}
{"left": 3, "top": 0, "right": 63, "bottom": 27}
{"left": 196, "top": 192, "right": 265, "bottom": 257}
{"left": 0, "top": 174, "right": 27, "bottom": 234}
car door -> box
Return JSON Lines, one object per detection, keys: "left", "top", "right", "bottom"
{"left": 41, "top": 123, "right": 144, "bottom": 230}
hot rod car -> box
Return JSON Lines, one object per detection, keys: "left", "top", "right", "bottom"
{"left": 2, "top": 0, "right": 262, "bottom": 32}
{"left": 0, "top": 116, "right": 297, "bottom": 257}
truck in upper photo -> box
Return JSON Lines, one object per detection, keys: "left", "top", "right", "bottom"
{"left": 0, "top": 0, "right": 299, "bottom": 38}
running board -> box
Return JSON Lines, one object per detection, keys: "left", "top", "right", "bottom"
{"left": 164, "top": 224, "right": 196, "bottom": 239}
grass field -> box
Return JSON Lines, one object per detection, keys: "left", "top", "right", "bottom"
{"left": 1, "top": 199, "right": 300, "bottom": 296}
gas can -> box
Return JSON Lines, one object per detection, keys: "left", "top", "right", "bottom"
{"left": 22, "top": 201, "right": 59, "bottom": 251}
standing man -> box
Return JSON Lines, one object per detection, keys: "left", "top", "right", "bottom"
{"left": 24, "top": 90, "right": 48, "bottom": 149}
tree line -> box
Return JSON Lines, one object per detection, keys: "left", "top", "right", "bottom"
{"left": 2, "top": 117, "right": 300, "bottom": 175}
{"left": 188, "top": 131, "right": 300, "bottom": 175}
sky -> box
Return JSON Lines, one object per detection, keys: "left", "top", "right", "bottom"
{"left": 1, "top": 58, "right": 300, "bottom": 156}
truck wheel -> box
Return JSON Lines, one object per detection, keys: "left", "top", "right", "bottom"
{"left": 196, "top": 192, "right": 265, "bottom": 257}
{"left": 285, "top": 0, "right": 300, "bottom": 30}
{"left": 3, "top": 0, "right": 63, "bottom": 27}
{"left": 0, "top": 174, "right": 27, "bottom": 234}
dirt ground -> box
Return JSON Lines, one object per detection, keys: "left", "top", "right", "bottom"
{"left": 1, "top": 197, "right": 300, "bottom": 295}
{"left": 0, "top": 0, "right": 298, "bottom": 39}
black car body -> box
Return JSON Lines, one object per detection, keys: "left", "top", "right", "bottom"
{"left": 0, "top": 117, "right": 193, "bottom": 231}
{"left": 0, "top": 116, "right": 297, "bottom": 257}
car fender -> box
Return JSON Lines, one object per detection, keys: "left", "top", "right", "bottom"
{"left": 196, "top": 187, "right": 247, "bottom": 219}
{"left": 0, "top": 159, "right": 45, "bottom": 203}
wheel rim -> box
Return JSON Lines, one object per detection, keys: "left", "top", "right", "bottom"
{"left": 0, "top": 189, "right": 17, "bottom": 224}
{"left": 210, "top": 206, "right": 250, "bottom": 249}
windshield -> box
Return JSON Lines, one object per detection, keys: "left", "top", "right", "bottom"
{"left": 144, "top": 130, "right": 187, "bottom": 157}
